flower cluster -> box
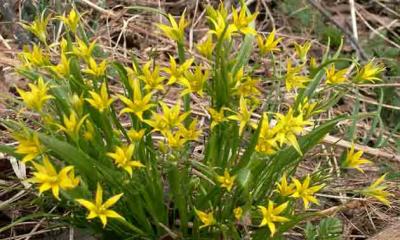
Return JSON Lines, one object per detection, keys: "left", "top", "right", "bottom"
{"left": 2, "top": 3, "right": 392, "bottom": 239}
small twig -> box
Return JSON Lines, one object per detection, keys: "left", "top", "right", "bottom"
{"left": 349, "top": 0, "right": 359, "bottom": 40}
{"left": 345, "top": 94, "right": 400, "bottom": 111}
{"left": 79, "top": 0, "right": 116, "bottom": 17}
{"left": 357, "top": 83, "right": 400, "bottom": 88}
{"left": 355, "top": 8, "right": 400, "bottom": 49}
{"left": 323, "top": 135, "right": 400, "bottom": 162}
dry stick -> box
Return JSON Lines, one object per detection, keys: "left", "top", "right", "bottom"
{"left": 306, "top": 0, "right": 368, "bottom": 61}
{"left": 349, "top": 0, "right": 359, "bottom": 40}
{"left": 355, "top": 9, "right": 400, "bottom": 49}
{"left": 371, "top": 0, "right": 400, "bottom": 18}
{"left": 345, "top": 93, "right": 400, "bottom": 111}
{"left": 79, "top": 0, "right": 116, "bottom": 17}
{"left": 259, "top": 0, "right": 275, "bottom": 29}
{"left": 323, "top": 135, "right": 400, "bottom": 162}
{"left": 358, "top": 83, "right": 400, "bottom": 88}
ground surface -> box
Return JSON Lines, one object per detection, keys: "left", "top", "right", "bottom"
{"left": 0, "top": 0, "right": 400, "bottom": 239}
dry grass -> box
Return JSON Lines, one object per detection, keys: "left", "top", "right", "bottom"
{"left": 0, "top": 0, "right": 399, "bottom": 239}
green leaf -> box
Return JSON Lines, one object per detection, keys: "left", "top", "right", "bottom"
{"left": 318, "top": 217, "right": 343, "bottom": 240}
{"left": 236, "top": 168, "right": 252, "bottom": 189}
{"left": 0, "top": 145, "right": 20, "bottom": 158}
{"left": 305, "top": 222, "right": 318, "bottom": 240}
{"left": 232, "top": 34, "right": 254, "bottom": 76}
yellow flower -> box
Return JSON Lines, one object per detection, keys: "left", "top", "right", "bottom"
{"left": 258, "top": 201, "right": 290, "bottom": 236}
{"left": 76, "top": 183, "right": 125, "bottom": 227}
{"left": 29, "top": 156, "right": 80, "bottom": 200}
{"left": 274, "top": 108, "right": 311, "bottom": 154}
{"left": 180, "top": 66, "right": 209, "bottom": 96}
{"left": 207, "top": 11, "right": 236, "bottom": 40}
{"left": 285, "top": 59, "right": 310, "bottom": 91}
{"left": 138, "top": 61, "right": 165, "bottom": 92}
{"left": 73, "top": 38, "right": 96, "bottom": 61}
{"left": 157, "top": 104, "right": 191, "bottom": 129}
{"left": 163, "top": 56, "right": 193, "bottom": 85}
{"left": 297, "top": 97, "right": 319, "bottom": 120}
{"left": 206, "top": 3, "right": 228, "bottom": 22}
{"left": 119, "top": 78, "right": 154, "bottom": 121}
{"left": 276, "top": 173, "right": 295, "bottom": 197}
{"left": 144, "top": 112, "right": 169, "bottom": 134}
{"left": 20, "top": 12, "right": 50, "bottom": 43}
{"left": 257, "top": 29, "right": 282, "bottom": 55}
{"left": 294, "top": 41, "right": 312, "bottom": 63}
{"left": 85, "top": 82, "right": 114, "bottom": 112}
{"left": 164, "top": 130, "right": 187, "bottom": 149}
{"left": 51, "top": 53, "right": 70, "bottom": 77}
{"left": 70, "top": 94, "right": 84, "bottom": 115}
{"left": 59, "top": 8, "right": 79, "bottom": 33}
{"left": 107, "top": 144, "right": 144, "bottom": 176}
{"left": 127, "top": 128, "right": 145, "bottom": 142}
{"left": 291, "top": 175, "right": 324, "bottom": 209}
{"left": 14, "top": 133, "right": 43, "bottom": 163}
{"left": 83, "top": 121, "right": 95, "bottom": 141}
{"left": 178, "top": 119, "right": 202, "bottom": 141}
{"left": 216, "top": 169, "right": 235, "bottom": 192}
{"left": 83, "top": 57, "right": 107, "bottom": 77}
{"left": 18, "top": 44, "right": 50, "bottom": 68}
{"left": 353, "top": 60, "right": 385, "bottom": 83}
{"left": 208, "top": 107, "right": 227, "bottom": 130}
{"left": 325, "top": 65, "right": 348, "bottom": 85}
{"left": 196, "top": 34, "right": 214, "bottom": 58}
{"left": 57, "top": 112, "right": 88, "bottom": 140}
{"left": 342, "top": 144, "right": 372, "bottom": 173}
{"left": 309, "top": 57, "right": 318, "bottom": 71}
{"left": 234, "top": 76, "right": 261, "bottom": 100}
{"left": 17, "top": 77, "right": 54, "bottom": 112}
{"left": 233, "top": 207, "right": 243, "bottom": 220}
{"left": 228, "top": 97, "right": 257, "bottom": 135}
{"left": 231, "top": 6, "right": 258, "bottom": 35}
{"left": 361, "top": 174, "right": 392, "bottom": 206}
{"left": 255, "top": 114, "right": 279, "bottom": 155}
{"left": 194, "top": 209, "right": 216, "bottom": 229}
{"left": 157, "top": 11, "right": 188, "bottom": 43}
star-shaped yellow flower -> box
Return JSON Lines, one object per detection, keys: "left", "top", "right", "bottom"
{"left": 76, "top": 184, "right": 125, "bottom": 227}
{"left": 361, "top": 174, "right": 393, "bottom": 206}
{"left": 216, "top": 169, "right": 236, "bottom": 192}
{"left": 107, "top": 144, "right": 144, "bottom": 177}
{"left": 119, "top": 78, "right": 155, "bottom": 121}
{"left": 285, "top": 59, "right": 310, "bottom": 91}
{"left": 59, "top": 8, "right": 80, "bottom": 33}
{"left": 194, "top": 209, "right": 216, "bottom": 229}
{"left": 17, "top": 77, "right": 54, "bottom": 112}
{"left": 227, "top": 97, "right": 257, "bottom": 135}
{"left": 353, "top": 60, "right": 385, "bottom": 83}
{"left": 276, "top": 173, "right": 295, "bottom": 197}
{"left": 85, "top": 82, "right": 114, "bottom": 112}
{"left": 14, "top": 133, "right": 44, "bottom": 163}
{"left": 29, "top": 156, "right": 80, "bottom": 200}
{"left": 257, "top": 29, "right": 282, "bottom": 55}
{"left": 231, "top": 6, "right": 258, "bottom": 35}
{"left": 258, "top": 201, "right": 290, "bottom": 236}
{"left": 325, "top": 65, "right": 348, "bottom": 85}
{"left": 274, "top": 108, "right": 312, "bottom": 155}
{"left": 163, "top": 55, "right": 193, "bottom": 85}
{"left": 157, "top": 11, "right": 188, "bottom": 43}
{"left": 342, "top": 144, "right": 372, "bottom": 173}
{"left": 291, "top": 175, "right": 324, "bottom": 209}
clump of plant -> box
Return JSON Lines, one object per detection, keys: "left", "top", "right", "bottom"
{"left": 1, "top": 2, "right": 392, "bottom": 239}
